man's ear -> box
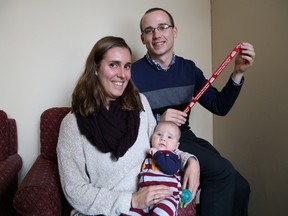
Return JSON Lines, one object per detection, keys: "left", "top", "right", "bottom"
{"left": 173, "top": 26, "right": 178, "bottom": 39}
{"left": 141, "top": 34, "right": 145, "bottom": 45}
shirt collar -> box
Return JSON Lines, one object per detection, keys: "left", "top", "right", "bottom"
{"left": 145, "top": 53, "right": 175, "bottom": 71}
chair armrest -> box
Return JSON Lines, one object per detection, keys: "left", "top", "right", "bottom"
{"left": 14, "top": 156, "right": 64, "bottom": 216}
{"left": 0, "top": 154, "right": 22, "bottom": 196}
{"left": 178, "top": 198, "right": 197, "bottom": 216}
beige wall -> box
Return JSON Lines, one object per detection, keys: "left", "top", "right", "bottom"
{"left": 0, "top": 0, "right": 212, "bottom": 184}
{"left": 211, "top": 0, "right": 288, "bottom": 215}
{"left": 2, "top": 0, "right": 287, "bottom": 215}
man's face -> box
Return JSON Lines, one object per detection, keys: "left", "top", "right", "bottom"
{"left": 140, "top": 10, "right": 177, "bottom": 60}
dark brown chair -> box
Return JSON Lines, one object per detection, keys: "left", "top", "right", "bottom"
{"left": 0, "top": 110, "right": 22, "bottom": 215}
{"left": 13, "top": 107, "right": 72, "bottom": 216}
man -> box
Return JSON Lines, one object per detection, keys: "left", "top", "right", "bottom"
{"left": 131, "top": 7, "right": 255, "bottom": 216}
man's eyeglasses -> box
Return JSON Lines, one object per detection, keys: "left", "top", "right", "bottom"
{"left": 142, "top": 24, "right": 174, "bottom": 35}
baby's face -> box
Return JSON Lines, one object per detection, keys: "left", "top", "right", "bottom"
{"left": 151, "top": 123, "right": 180, "bottom": 151}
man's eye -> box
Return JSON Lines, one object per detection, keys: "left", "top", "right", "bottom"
{"left": 144, "top": 28, "right": 153, "bottom": 34}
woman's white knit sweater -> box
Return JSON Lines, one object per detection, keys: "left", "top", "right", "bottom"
{"left": 57, "top": 94, "right": 195, "bottom": 215}
{"left": 57, "top": 94, "right": 156, "bottom": 216}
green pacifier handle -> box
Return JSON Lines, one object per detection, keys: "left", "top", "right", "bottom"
{"left": 180, "top": 189, "right": 192, "bottom": 208}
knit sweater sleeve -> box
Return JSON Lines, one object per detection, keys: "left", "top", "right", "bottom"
{"left": 197, "top": 73, "right": 243, "bottom": 116}
{"left": 140, "top": 93, "right": 157, "bottom": 137}
{"left": 174, "top": 149, "right": 198, "bottom": 170}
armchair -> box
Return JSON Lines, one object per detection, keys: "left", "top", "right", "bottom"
{"left": 13, "top": 107, "right": 72, "bottom": 216}
{"left": 0, "top": 110, "right": 22, "bottom": 215}
{"left": 13, "top": 107, "right": 196, "bottom": 216}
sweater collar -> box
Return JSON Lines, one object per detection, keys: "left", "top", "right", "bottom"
{"left": 145, "top": 53, "right": 175, "bottom": 71}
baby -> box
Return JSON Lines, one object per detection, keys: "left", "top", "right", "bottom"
{"left": 129, "top": 121, "right": 182, "bottom": 216}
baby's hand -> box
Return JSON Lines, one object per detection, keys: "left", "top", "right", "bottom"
{"left": 149, "top": 147, "right": 158, "bottom": 156}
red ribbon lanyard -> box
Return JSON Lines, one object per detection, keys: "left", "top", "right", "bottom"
{"left": 183, "top": 43, "right": 241, "bottom": 113}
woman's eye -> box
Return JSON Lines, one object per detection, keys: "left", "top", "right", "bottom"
{"left": 110, "top": 63, "right": 118, "bottom": 68}
{"left": 124, "top": 64, "right": 131, "bottom": 70}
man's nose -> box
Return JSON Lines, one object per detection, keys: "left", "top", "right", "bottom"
{"left": 152, "top": 28, "right": 162, "bottom": 37}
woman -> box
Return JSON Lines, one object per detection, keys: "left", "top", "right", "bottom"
{"left": 57, "top": 36, "right": 195, "bottom": 216}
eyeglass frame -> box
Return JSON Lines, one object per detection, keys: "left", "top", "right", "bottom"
{"left": 141, "top": 24, "right": 174, "bottom": 35}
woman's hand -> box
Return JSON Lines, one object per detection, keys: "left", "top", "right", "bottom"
{"left": 131, "top": 185, "right": 172, "bottom": 209}
{"left": 181, "top": 157, "right": 200, "bottom": 208}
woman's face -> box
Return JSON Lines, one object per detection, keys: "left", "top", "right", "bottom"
{"left": 97, "top": 47, "right": 132, "bottom": 106}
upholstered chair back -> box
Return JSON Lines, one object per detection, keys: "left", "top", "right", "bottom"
{"left": 0, "top": 110, "right": 22, "bottom": 215}
{"left": 0, "top": 110, "right": 18, "bottom": 161}
{"left": 40, "top": 107, "right": 71, "bottom": 163}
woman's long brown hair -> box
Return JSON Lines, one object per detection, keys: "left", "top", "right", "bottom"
{"left": 72, "top": 36, "right": 143, "bottom": 117}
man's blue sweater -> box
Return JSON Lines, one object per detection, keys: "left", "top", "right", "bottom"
{"left": 132, "top": 55, "right": 243, "bottom": 131}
